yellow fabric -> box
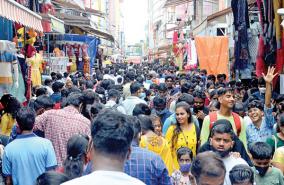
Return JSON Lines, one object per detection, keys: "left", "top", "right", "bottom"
{"left": 28, "top": 53, "right": 42, "bottom": 87}
{"left": 165, "top": 124, "right": 197, "bottom": 170}
{"left": 70, "top": 56, "right": 77, "bottom": 73}
{"left": 273, "top": 147, "right": 284, "bottom": 164}
{"left": 1, "top": 113, "right": 15, "bottom": 136}
{"left": 140, "top": 135, "right": 174, "bottom": 174}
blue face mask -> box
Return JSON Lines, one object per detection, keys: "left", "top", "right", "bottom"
{"left": 179, "top": 163, "right": 191, "bottom": 173}
{"left": 139, "top": 93, "right": 146, "bottom": 99}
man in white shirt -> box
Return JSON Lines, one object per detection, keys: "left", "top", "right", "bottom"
{"left": 122, "top": 82, "right": 147, "bottom": 115}
{"left": 62, "top": 109, "right": 145, "bottom": 185}
{"left": 105, "top": 89, "right": 126, "bottom": 114}
{"left": 209, "top": 119, "right": 248, "bottom": 185}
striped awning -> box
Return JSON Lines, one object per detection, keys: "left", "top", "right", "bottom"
{"left": 0, "top": 0, "right": 43, "bottom": 32}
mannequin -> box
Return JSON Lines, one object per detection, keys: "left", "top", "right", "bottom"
{"left": 27, "top": 46, "right": 43, "bottom": 87}
{"left": 82, "top": 44, "right": 90, "bottom": 74}
{"left": 0, "top": 40, "right": 19, "bottom": 96}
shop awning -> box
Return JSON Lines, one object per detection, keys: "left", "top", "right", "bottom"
{"left": 0, "top": 0, "right": 43, "bottom": 32}
{"left": 164, "top": 0, "right": 192, "bottom": 8}
{"left": 41, "top": 14, "right": 65, "bottom": 33}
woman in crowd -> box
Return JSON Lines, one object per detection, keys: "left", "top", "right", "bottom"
{"left": 62, "top": 134, "right": 92, "bottom": 179}
{"left": 0, "top": 95, "right": 21, "bottom": 137}
{"left": 165, "top": 102, "right": 198, "bottom": 170}
{"left": 138, "top": 114, "right": 174, "bottom": 174}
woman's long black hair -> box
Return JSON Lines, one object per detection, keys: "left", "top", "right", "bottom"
{"left": 171, "top": 102, "right": 193, "bottom": 151}
{"left": 63, "top": 134, "right": 90, "bottom": 180}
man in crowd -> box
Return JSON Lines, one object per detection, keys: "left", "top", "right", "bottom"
{"left": 208, "top": 119, "right": 248, "bottom": 185}
{"left": 34, "top": 92, "right": 91, "bottom": 166}
{"left": 122, "top": 82, "right": 147, "bottom": 115}
{"left": 3, "top": 107, "right": 57, "bottom": 185}
{"left": 152, "top": 96, "right": 172, "bottom": 125}
{"left": 201, "top": 87, "right": 247, "bottom": 148}
{"left": 191, "top": 151, "right": 226, "bottom": 185}
{"left": 62, "top": 110, "right": 145, "bottom": 185}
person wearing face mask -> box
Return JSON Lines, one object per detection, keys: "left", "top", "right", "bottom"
{"left": 152, "top": 96, "right": 172, "bottom": 125}
{"left": 122, "top": 82, "right": 147, "bottom": 115}
{"left": 171, "top": 147, "right": 196, "bottom": 185}
{"left": 250, "top": 142, "right": 284, "bottom": 185}
{"left": 209, "top": 120, "right": 248, "bottom": 185}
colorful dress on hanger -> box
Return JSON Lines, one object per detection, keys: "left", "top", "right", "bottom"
{"left": 27, "top": 53, "right": 43, "bottom": 86}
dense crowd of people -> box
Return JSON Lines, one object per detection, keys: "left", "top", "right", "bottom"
{"left": 0, "top": 61, "right": 284, "bottom": 185}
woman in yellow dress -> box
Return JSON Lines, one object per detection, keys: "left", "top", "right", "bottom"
{"left": 138, "top": 115, "right": 174, "bottom": 174}
{"left": 165, "top": 102, "right": 198, "bottom": 170}
{"left": 0, "top": 94, "right": 21, "bottom": 136}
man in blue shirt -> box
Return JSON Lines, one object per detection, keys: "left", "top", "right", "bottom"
{"left": 124, "top": 116, "right": 171, "bottom": 185}
{"left": 2, "top": 107, "right": 57, "bottom": 185}
{"left": 152, "top": 96, "right": 172, "bottom": 125}
{"left": 246, "top": 66, "right": 277, "bottom": 149}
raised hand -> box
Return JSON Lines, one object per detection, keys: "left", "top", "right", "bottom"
{"left": 262, "top": 66, "right": 278, "bottom": 84}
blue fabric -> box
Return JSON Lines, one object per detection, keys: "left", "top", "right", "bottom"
{"left": 88, "top": 38, "right": 100, "bottom": 73}
{"left": 2, "top": 133, "right": 57, "bottom": 185}
{"left": 0, "top": 17, "right": 13, "bottom": 41}
{"left": 124, "top": 142, "right": 171, "bottom": 185}
{"left": 50, "top": 92, "right": 62, "bottom": 103}
{"left": 246, "top": 106, "right": 276, "bottom": 149}
{"left": 0, "top": 52, "right": 17, "bottom": 63}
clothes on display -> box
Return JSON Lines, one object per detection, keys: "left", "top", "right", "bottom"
{"left": 231, "top": 0, "right": 250, "bottom": 70}
{"left": 27, "top": 53, "right": 43, "bottom": 87}
{"left": 185, "top": 39, "right": 197, "bottom": 69}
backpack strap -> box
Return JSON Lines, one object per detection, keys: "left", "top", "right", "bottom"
{"left": 232, "top": 112, "right": 242, "bottom": 136}
{"left": 209, "top": 112, "right": 242, "bottom": 136}
{"left": 209, "top": 112, "right": 218, "bottom": 129}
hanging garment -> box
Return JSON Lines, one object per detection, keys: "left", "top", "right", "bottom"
{"left": 248, "top": 22, "right": 261, "bottom": 63}
{"left": 195, "top": 36, "right": 229, "bottom": 78}
{"left": 231, "top": 0, "right": 250, "bottom": 70}
{"left": 0, "top": 18, "right": 13, "bottom": 41}
{"left": 27, "top": 53, "right": 43, "bottom": 86}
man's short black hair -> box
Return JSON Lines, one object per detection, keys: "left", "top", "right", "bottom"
{"left": 36, "top": 87, "right": 47, "bottom": 97}
{"left": 138, "top": 115, "right": 154, "bottom": 132}
{"left": 91, "top": 110, "right": 134, "bottom": 160}
{"left": 210, "top": 119, "right": 235, "bottom": 139}
{"left": 16, "top": 107, "right": 36, "bottom": 131}
{"left": 217, "top": 87, "right": 234, "bottom": 97}
{"left": 158, "top": 83, "right": 168, "bottom": 92}
{"left": 56, "top": 73, "right": 63, "bottom": 80}
{"left": 86, "top": 80, "right": 94, "bottom": 89}
{"left": 108, "top": 89, "right": 120, "bottom": 99}
{"left": 126, "top": 71, "right": 136, "bottom": 81}
{"left": 181, "top": 82, "right": 192, "bottom": 93}
{"left": 52, "top": 81, "right": 64, "bottom": 92}
{"left": 133, "top": 103, "right": 151, "bottom": 116}
{"left": 153, "top": 96, "right": 166, "bottom": 107}
{"left": 177, "top": 93, "right": 194, "bottom": 106}
{"left": 130, "top": 82, "right": 142, "bottom": 94}
{"left": 229, "top": 164, "right": 254, "bottom": 184}
{"left": 34, "top": 95, "right": 54, "bottom": 111}
{"left": 66, "top": 92, "right": 84, "bottom": 107}
{"left": 249, "top": 142, "right": 273, "bottom": 160}
{"left": 191, "top": 151, "right": 226, "bottom": 183}
{"left": 44, "top": 78, "right": 53, "bottom": 86}
{"left": 83, "top": 90, "right": 100, "bottom": 105}
{"left": 193, "top": 90, "right": 206, "bottom": 99}
{"left": 248, "top": 100, "right": 264, "bottom": 111}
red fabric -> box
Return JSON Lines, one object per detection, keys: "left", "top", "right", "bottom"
{"left": 256, "top": 37, "right": 266, "bottom": 77}
{"left": 42, "top": 20, "right": 51, "bottom": 32}
{"left": 53, "top": 103, "right": 61, "bottom": 110}
{"left": 274, "top": 36, "right": 284, "bottom": 87}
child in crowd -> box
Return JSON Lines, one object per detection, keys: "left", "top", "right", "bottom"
{"left": 171, "top": 147, "right": 196, "bottom": 185}
{"left": 229, "top": 164, "right": 254, "bottom": 185}
{"left": 250, "top": 142, "right": 284, "bottom": 185}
